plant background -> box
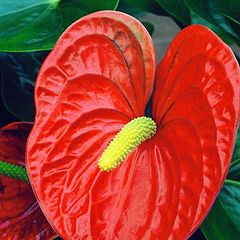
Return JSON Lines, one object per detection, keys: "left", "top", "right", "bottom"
{"left": 0, "top": 0, "right": 239, "bottom": 239}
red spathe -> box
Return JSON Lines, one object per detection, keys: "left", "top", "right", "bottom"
{"left": 26, "top": 11, "right": 240, "bottom": 240}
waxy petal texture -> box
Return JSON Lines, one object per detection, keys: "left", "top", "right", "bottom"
{"left": 0, "top": 122, "right": 56, "bottom": 239}
{"left": 26, "top": 11, "right": 155, "bottom": 239}
{"left": 152, "top": 25, "right": 239, "bottom": 238}
{"left": 26, "top": 12, "right": 239, "bottom": 240}
{"left": 34, "top": 11, "right": 155, "bottom": 121}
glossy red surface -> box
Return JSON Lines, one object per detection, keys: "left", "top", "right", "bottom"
{"left": 26, "top": 11, "right": 240, "bottom": 239}
{"left": 0, "top": 122, "right": 56, "bottom": 240}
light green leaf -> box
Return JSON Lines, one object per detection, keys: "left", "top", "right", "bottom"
{"left": 0, "top": 0, "right": 119, "bottom": 51}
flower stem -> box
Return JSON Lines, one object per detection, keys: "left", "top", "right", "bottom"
{"left": 0, "top": 161, "right": 29, "bottom": 183}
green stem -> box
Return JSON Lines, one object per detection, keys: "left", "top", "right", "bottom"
{"left": 0, "top": 161, "right": 29, "bottom": 183}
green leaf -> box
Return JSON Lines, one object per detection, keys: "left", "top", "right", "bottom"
{"left": 200, "top": 180, "right": 240, "bottom": 239}
{"left": 185, "top": 0, "right": 240, "bottom": 44}
{"left": 155, "top": 0, "right": 190, "bottom": 25}
{"left": 0, "top": 76, "right": 19, "bottom": 128}
{"left": 119, "top": 0, "right": 160, "bottom": 13}
{"left": 190, "top": 11, "right": 236, "bottom": 45}
{"left": 117, "top": 0, "right": 165, "bottom": 17}
{"left": 228, "top": 159, "right": 240, "bottom": 181}
{"left": 141, "top": 21, "right": 155, "bottom": 36}
{"left": 0, "top": 52, "right": 49, "bottom": 121}
{"left": 228, "top": 126, "right": 240, "bottom": 180}
{"left": 0, "top": 0, "right": 119, "bottom": 51}
{"left": 232, "top": 126, "right": 240, "bottom": 163}
{"left": 209, "top": 0, "right": 240, "bottom": 25}
{"left": 219, "top": 181, "right": 240, "bottom": 230}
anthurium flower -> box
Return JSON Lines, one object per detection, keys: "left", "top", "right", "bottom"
{"left": 26, "top": 11, "right": 240, "bottom": 239}
{"left": 0, "top": 122, "right": 56, "bottom": 239}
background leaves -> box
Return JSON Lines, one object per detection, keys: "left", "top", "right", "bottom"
{"left": 0, "top": 52, "right": 48, "bottom": 121}
{"left": 156, "top": 0, "right": 190, "bottom": 25}
{"left": 0, "top": 0, "right": 119, "bottom": 51}
{"left": 184, "top": 0, "right": 240, "bottom": 45}
{"left": 0, "top": 80, "right": 19, "bottom": 128}
{"left": 201, "top": 181, "right": 240, "bottom": 239}
{"left": 228, "top": 127, "right": 240, "bottom": 181}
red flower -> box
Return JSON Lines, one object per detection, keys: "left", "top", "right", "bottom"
{"left": 26, "top": 11, "right": 239, "bottom": 239}
{"left": 0, "top": 122, "right": 56, "bottom": 239}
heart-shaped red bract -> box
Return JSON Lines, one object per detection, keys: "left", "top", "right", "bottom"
{"left": 0, "top": 122, "right": 56, "bottom": 239}
{"left": 26, "top": 11, "right": 240, "bottom": 239}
